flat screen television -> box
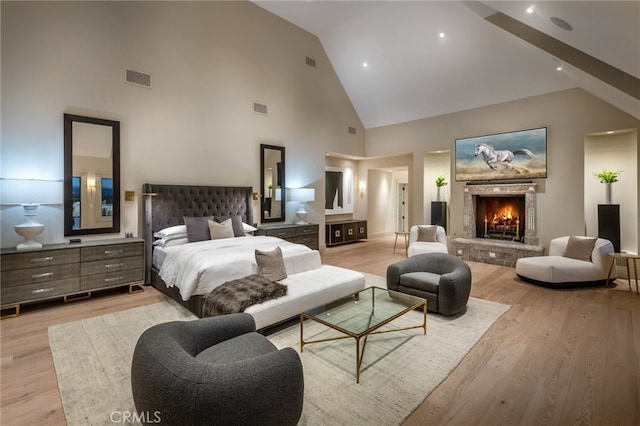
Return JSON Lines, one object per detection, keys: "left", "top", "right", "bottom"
{"left": 455, "top": 127, "right": 547, "bottom": 182}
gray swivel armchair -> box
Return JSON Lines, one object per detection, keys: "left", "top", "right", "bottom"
{"left": 387, "top": 253, "right": 472, "bottom": 316}
{"left": 131, "top": 313, "right": 304, "bottom": 426}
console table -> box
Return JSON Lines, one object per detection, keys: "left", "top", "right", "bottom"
{"left": 1, "top": 238, "right": 144, "bottom": 318}
{"left": 326, "top": 220, "right": 367, "bottom": 246}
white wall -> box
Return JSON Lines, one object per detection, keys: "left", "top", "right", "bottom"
{"left": 584, "top": 130, "right": 638, "bottom": 253}
{"left": 365, "top": 89, "right": 640, "bottom": 250}
{"left": 1, "top": 1, "right": 365, "bottom": 248}
{"left": 424, "top": 151, "right": 451, "bottom": 227}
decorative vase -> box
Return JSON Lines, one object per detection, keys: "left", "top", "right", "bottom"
{"left": 437, "top": 186, "right": 442, "bottom": 202}
{"left": 605, "top": 183, "right": 612, "bottom": 204}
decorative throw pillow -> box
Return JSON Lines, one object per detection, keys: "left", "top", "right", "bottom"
{"left": 215, "top": 215, "right": 245, "bottom": 237}
{"left": 563, "top": 236, "right": 596, "bottom": 262}
{"left": 255, "top": 246, "right": 287, "bottom": 281}
{"left": 183, "top": 216, "right": 214, "bottom": 242}
{"left": 417, "top": 225, "right": 438, "bottom": 242}
{"left": 208, "top": 219, "right": 234, "bottom": 240}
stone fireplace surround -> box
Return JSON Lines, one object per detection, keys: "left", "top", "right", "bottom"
{"left": 453, "top": 183, "right": 544, "bottom": 267}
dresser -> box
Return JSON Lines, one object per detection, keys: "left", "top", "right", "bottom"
{"left": 1, "top": 238, "right": 144, "bottom": 318}
{"left": 255, "top": 223, "right": 319, "bottom": 250}
{"left": 326, "top": 220, "right": 368, "bottom": 246}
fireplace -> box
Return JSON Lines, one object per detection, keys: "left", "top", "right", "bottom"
{"left": 462, "top": 183, "right": 539, "bottom": 246}
{"left": 453, "top": 183, "right": 543, "bottom": 267}
{"left": 476, "top": 196, "right": 525, "bottom": 242}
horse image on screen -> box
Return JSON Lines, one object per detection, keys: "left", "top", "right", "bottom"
{"left": 455, "top": 127, "right": 547, "bottom": 182}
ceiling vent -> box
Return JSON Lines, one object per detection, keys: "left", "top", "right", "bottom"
{"left": 125, "top": 69, "right": 151, "bottom": 88}
{"left": 253, "top": 102, "right": 268, "bottom": 115}
{"left": 305, "top": 56, "right": 317, "bottom": 68}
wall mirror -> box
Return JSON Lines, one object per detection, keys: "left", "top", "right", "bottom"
{"left": 260, "top": 143, "right": 285, "bottom": 223}
{"left": 64, "top": 113, "right": 120, "bottom": 236}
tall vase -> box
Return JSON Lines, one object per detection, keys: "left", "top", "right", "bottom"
{"left": 437, "top": 186, "right": 442, "bottom": 202}
{"left": 605, "top": 183, "right": 612, "bottom": 204}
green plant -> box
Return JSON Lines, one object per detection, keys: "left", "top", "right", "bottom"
{"left": 435, "top": 175, "right": 448, "bottom": 187}
{"left": 594, "top": 169, "right": 622, "bottom": 184}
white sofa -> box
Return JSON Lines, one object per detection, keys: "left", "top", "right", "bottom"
{"left": 407, "top": 225, "right": 448, "bottom": 257}
{"left": 515, "top": 236, "right": 616, "bottom": 289}
{"left": 246, "top": 251, "right": 366, "bottom": 329}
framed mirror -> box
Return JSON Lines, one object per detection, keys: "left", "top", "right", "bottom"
{"left": 64, "top": 113, "right": 120, "bottom": 236}
{"left": 260, "top": 143, "right": 285, "bottom": 223}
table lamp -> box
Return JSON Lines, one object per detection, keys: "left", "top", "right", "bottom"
{"left": 1, "top": 178, "right": 62, "bottom": 250}
{"left": 289, "top": 188, "right": 315, "bottom": 225}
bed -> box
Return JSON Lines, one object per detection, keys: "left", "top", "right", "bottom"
{"left": 143, "top": 183, "right": 365, "bottom": 325}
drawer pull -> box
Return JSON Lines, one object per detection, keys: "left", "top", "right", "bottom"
{"left": 105, "top": 263, "right": 124, "bottom": 269}
{"left": 104, "top": 249, "right": 123, "bottom": 255}
{"left": 104, "top": 276, "right": 124, "bottom": 283}
{"left": 32, "top": 272, "right": 54, "bottom": 279}
{"left": 30, "top": 257, "right": 54, "bottom": 263}
{"left": 31, "top": 288, "right": 54, "bottom": 294}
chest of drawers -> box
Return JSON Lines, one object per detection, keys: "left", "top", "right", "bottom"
{"left": 1, "top": 238, "right": 144, "bottom": 318}
{"left": 255, "top": 224, "right": 319, "bottom": 250}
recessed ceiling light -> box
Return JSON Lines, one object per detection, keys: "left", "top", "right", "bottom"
{"left": 556, "top": 66, "right": 563, "bottom": 71}
{"left": 526, "top": 7, "right": 534, "bottom": 14}
{"left": 439, "top": 32, "right": 445, "bottom": 39}
{"left": 606, "top": 131, "right": 615, "bottom": 134}
{"left": 362, "top": 62, "right": 369, "bottom": 69}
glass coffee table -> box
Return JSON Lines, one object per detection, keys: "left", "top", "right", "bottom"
{"left": 300, "top": 286, "right": 427, "bottom": 383}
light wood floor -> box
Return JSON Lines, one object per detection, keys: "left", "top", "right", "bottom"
{"left": 1, "top": 235, "right": 638, "bottom": 425}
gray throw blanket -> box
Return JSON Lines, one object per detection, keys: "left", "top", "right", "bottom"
{"left": 202, "top": 274, "right": 287, "bottom": 317}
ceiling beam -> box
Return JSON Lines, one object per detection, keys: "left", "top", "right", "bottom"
{"left": 485, "top": 12, "right": 640, "bottom": 101}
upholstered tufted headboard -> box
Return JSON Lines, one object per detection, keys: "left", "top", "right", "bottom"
{"left": 142, "top": 183, "right": 254, "bottom": 284}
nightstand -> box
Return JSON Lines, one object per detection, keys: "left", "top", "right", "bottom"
{"left": 255, "top": 223, "right": 319, "bottom": 250}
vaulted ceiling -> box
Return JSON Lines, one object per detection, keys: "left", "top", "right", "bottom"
{"left": 254, "top": 1, "right": 640, "bottom": 129}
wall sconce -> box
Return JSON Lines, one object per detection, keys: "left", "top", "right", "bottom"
{"left": 288, "top": 187, "right": 315, "bottom": 225}
{"left": 0, "top": 178, "right": 63, "bottom": 250}
{"left": 359, "top": 182, "right": 366, "bottom": 198}
{"left": 87, "top": 175, "right": 96, "bottom": 195}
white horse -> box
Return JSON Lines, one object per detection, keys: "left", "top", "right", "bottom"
{"left": 474, "top": 143, "right": 535, "bottom": 171}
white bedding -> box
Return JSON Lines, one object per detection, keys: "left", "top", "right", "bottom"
{"left": 157, "top": 236, "right": 313, "bottom": 301}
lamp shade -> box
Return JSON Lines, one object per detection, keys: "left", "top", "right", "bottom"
{"left": 1, "top": 178, "right": 62, "bottom": 250}
{"left": 288, "top": 188, "right": 315, "bottom": 203}
{"left": 1, "top": 178, "right": 63, "bottom": 205}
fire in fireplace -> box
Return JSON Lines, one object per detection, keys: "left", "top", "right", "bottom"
{"left": 475, "top": 196, "right": 525, "bottom": 242}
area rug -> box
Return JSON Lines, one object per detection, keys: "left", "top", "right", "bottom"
{"left": 48, "top": 275, "right": 510, "bottom": 426}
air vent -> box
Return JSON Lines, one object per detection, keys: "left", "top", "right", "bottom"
{"left": 125, "top": 69, "right": 151, "bottom": 88}
{"left": 253, "top": 102, "right": 268, "bottom": 115}
{"left": 305, "top": 56, "right": 316, "bottom": 68}
{"left": 348, "top": 126, "right": 357, "bottom": 135}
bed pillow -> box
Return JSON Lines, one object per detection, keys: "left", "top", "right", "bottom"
{"left": 417, "top": 225, "right": 438, "bottom": 242}
{"left": 255, "top": 246, "right": 287, "bottom": 281}
{"left": 153, "top": 225, "right": 187, "bottom": 239}
{"left": 215, "top": 215, "right": 244, "bottom": 237}
{"left": 153, "top": 236, "right": 189, "bottom": 248}
{"left": 184, "top": 216, "right": 214, "bottom": 242}
{"left": 208, "top": 219, "right": 235, "bottom": 240}
{"left": 563, "top": 236, "right": 596, "bottom": 262}
{"left": 242, "top": 222, "right": 258, "bottom": 235}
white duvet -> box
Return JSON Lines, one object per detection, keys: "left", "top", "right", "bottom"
{"left": 158, "top": 236, "right": 312, "bottom": 301}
